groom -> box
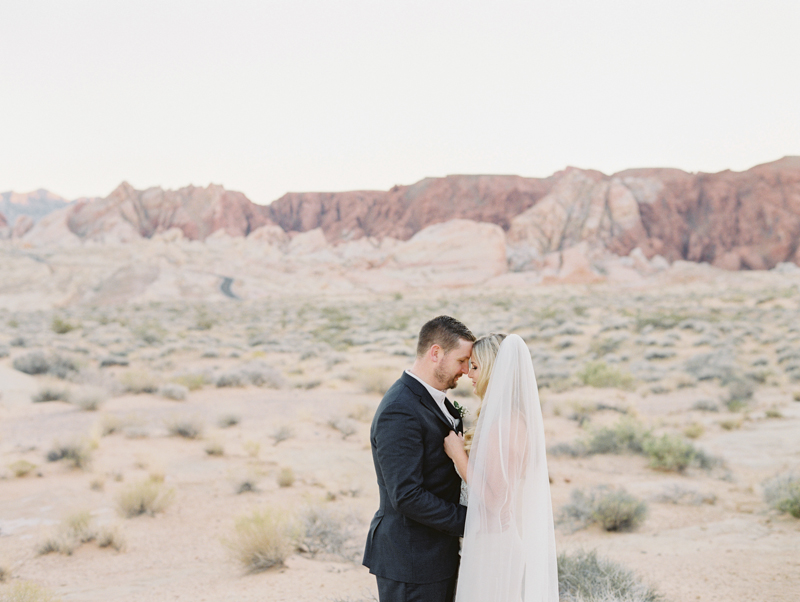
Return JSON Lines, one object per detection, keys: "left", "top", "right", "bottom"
{"left": 363, "top": 315, "right": 475, "bottom": 602}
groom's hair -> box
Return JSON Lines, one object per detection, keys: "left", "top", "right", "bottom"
{"left": 416, "top": 315, "right": 475, "bottom": 357}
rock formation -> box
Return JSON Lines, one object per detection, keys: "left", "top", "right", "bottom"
{"left": 0, "top": 189, "right": 71, "bottom": 226}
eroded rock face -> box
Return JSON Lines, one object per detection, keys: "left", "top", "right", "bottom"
{"left": 66, "top": 183, "right": 274, "bottom": 242}
{"left": 267, "top": 174, "right": 554, "bottom": 242}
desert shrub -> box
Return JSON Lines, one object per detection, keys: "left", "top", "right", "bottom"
{"left": 725, "top": 378, "right": 754, "bottom": 411}
{"left": 32, "top": 386, "right": 70, "bottom": 403}
{"left": 99, "top": 355, "right": 129, "bottom": 367}
{"left": 0, "top": 581, "right": 62, "bottom": 602}
{"left": 328, "top": 418, "right": 358, "bottom": 439}
{"left": 719, "top": 418, "right": 742, "bottom": 430}
{"left": 225, "top": 508, "right": 297, "bottom": 572}
{"left": 643, "top": 434, "right": 696, "bottom": 472}
{"left": 96, "top": 526, "right": 126, "bottom": 551}
{"left": 763, "top": 472, "right": 800, "bottom": 518}
{"left": 37, "top": 511, "right": 97, "bottom": 556}
{"left": 277, "top": 467, "right": 295, "bottom": 488}
{"left": 576, "top": 361, "right": 634, "bottom": 390}
{"left": 9, "top": 460, "right": 37, "bottom": 478}
{"left": 120, "top": 370, "right": 159, "bottom": 394}
{"left": 71, "top": 388, "right": 106, "bottom": 411}
{"left": 51, "top": 316, "right": 78, "bottom": 334}
{"left": 236, "top": 478, "right": 258, "bottom": 494}
{"left": 548, "top": 441, "right": 588, "bottom": 457}
{"left": 682, "top": 422, "right": 705, "bottom": 439}
{"left": 558, "top": 487, "right": 647, "bottom": 533}
{"left": 217, "top": 414, "right": 240, "bottom": 428}
{"left": 0, "top": 563, "right": 7, "bottom": 582}
{"left": 299, "top": 506, "right": 352, "bottom": 558}
{"left": 99, "top": 414, "right": 122, "bottom": 436}
{"left": 557, "top": 549, "right": 664, "bottom": 602}
{"left": 765, "top": 408, "right": 783, "bottom": 418}
{"left": 348, "top": 403, "right": 374, "bottom": 423}
{"left": 204, "top": 440, "right": 224, "bottom": 456}
{"left": 158, "top": 383, "right": 188, "bottom": 401}
{"left": 584, "top": 419, "right": 649, "bottom": 455}
{"left": 13, "top": 351, "right": 50, "bottom": 375}
{"left": 37, "top": 535, "right": 74, "bottom": 556}
{"left": 271, "top": 425, "right": 294, "bottom": 446}
{"left": 165, "top": 416, "right": 204, "bottom": 439}
{"left": 243, "top": 440, "right": 260, "bottom": 458}
{"left": 793, "top": 391, "right": 800, "bottom": 402}
{"left": 171, "top": 373, "right": 207, "bottom": 391}
{"left": 692, "top": 399, "right": 719, "bottom": 412}
{"left": 116, "top": 478, "right": 175, "bottom": 517}
{"left": 46, "top": 440, "right": 92, "bottom": 470}
{"left": 358, "top": 368, "right": 395, "bottom": 395}
{"left": 216, "top": 361, "right": 284, "bottom": 389}
{"left": 131, "top": 321, "right": 165, "bottom": 345}
{"left": 653, "top": 484, "right": 716, "bottom": 505}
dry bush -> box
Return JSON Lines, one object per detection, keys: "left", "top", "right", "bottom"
{"left": 643, "top": 434, "right": 697, "bottom": 472}
{"left": 225, "top": 508, "right": 297, "bottom": 572}
{"left": 692, "top": 399, "right": 719, "bottom": 412}
{"left": 46, "top": 439, "right": 92, "bottom": 470}
{"left": 71, "top": 387, "right": 106, "bottom": 411}
{"left": 0, "top": 581, "right": 61, "bottom": 602}
{"left": 98, "top": 414, "right": 122, "bottom": 436}
{"left": 37, "top": 510, "right": 96, "bottom": 556}
{"left": 576, "top": 361, "right": 635, "bottom": 390}
{"left": 347, "top": 403, "right": 375, "bottom": 423}
{"left": 270, "top": 425, "right": 294, "bottom": 446}
{"left": 120, "top": 370, "right": 159, "bottom": 394}
{"left": 14, "top": 351, "right": 79, "bottom": 379}
{"left": 96, "top": 526, "right": 126, "bottom": 551}
{"left": 116, "top": 478, "right": 175, "bottom": 517}
{"left": 217, "top": 414, "right": 240, "bottom": 428}
{"left": 763, "top": 472, "right": 800, "bottom": 518}
{"left": 236, "top": 478, "right": 259, "bottom": 494}
{"left": 557, "top": 549, "right": 664, "bottom": 602}
{"left": 653, "top": 484, "right": 716, "bottom": 505}
{"left": 51, "top": 316, "right": 79, "bottom": 334}
{"left": 0, "top": 563, "right": 7, "bottom": 582}
{"left": 243, "top": 440, "right": 260, "bottom": 458}
{"left": 158, "top": 383, "right": 188, "bottom": 401}
{"left": 36, "top": 535, "right": 74, "bottom": 556}
{"left": 277, "top": 467, "right": 295, "bottom": 488}
{"left": 165, "top": 416, "right": 204, "bottom": 439}
{"left": 558, "top": 487, "right": 647, "bottom": 533}
{"left": 32, "top": 385, "right": 70, "bottom": 403}
{"left": 682, "top": 422, "right": 705, "bottom": 439}
{"left": 793, "top": 391, "right": 800, "bottom": 402}
{"left": 328, "top": 418, "right": 358, "bottom": 440}
{"left": 172, "top": 373, "right": 207, "bottom": 391}
{"left": 765, "top": 408, "right": 783, "bottom": 419}
{"left": 357, "top": 368, "right": 395, "bottom": 396}
{"left": 719, "top": 418, "right": 742, "bottom": 431}
{"left": 216, "top": 361, "right": 284, "bottom": 389}
{"left": 298, "top": 506, "right": 357, "bottom": 559}
{"left": 9, "top": 460, "right": 37, "bottom": 478}
{"left": 204, "top": 440, "right": 224, "bottom": 456}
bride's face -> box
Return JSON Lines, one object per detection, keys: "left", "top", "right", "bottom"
{"left": 468, "top": 356, "right": 481, "bottom": 393}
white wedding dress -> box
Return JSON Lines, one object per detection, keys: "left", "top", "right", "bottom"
{"left": 455, "top": 334, "right": 558, "bottom": 602}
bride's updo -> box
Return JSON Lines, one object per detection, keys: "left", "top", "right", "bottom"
{"left": 464, "top": 333, "right": 506, "bottom": 454}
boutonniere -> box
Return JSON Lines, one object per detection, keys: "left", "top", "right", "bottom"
{"left": 453, "top": 401, "right": 469, "bottom": 420}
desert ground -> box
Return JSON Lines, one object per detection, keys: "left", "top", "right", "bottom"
{"left": 1, "top": 267, "right": 800, "bottom": 601}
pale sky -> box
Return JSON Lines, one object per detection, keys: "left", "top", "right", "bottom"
{"left": 1, "top": 1, "right": 799, "bottom": 205}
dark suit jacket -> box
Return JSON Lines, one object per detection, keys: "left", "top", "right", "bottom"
{"left": 362, "top": 371, "right": 467, "bottom": 584}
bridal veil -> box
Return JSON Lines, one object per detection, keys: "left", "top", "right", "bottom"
{"left": 456, "top": 334, "right": 558, "bottom": 602}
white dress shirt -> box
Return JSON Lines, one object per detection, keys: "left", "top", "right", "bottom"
{"left": 405, "top": 370, "right": 458, "bottom": 429}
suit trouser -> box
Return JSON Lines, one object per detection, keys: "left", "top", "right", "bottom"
{"left": 375, "top": 573, "right": 457, "bottom": 602}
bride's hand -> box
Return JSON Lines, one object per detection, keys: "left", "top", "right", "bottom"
{"left": 443, "top": 431, "right": 466, "bottom": 460}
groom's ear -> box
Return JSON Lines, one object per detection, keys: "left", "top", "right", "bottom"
{"left": 428, "top": 344, "right": 442, "bottom": 363}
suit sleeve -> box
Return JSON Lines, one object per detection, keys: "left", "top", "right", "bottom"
{"left": 374, "top": 402, "right": 467, "bottom": 537}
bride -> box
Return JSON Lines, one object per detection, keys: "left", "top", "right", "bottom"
{"left": 444, "top": 333, "right": 558, "bottom": 602}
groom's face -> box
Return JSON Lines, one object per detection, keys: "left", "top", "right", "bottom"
{"left": 433, "top": 339, "right": 473, "bottom": 390}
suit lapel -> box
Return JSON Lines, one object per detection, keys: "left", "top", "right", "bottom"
{"left": 400, "top": 372, "right": 456, "bottom": 431}
{"left": 444, "top": 398, "right": 463, "bottom": 434}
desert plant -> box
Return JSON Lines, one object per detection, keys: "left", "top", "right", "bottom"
{"left": 32, "top": 386, "right": 70, "bottom": 403}
{"left": 763, "top": 472, "right": 800, "bottom": 518}
{"left": 216, "top": 362, "right": 284, "bottom": 389}
{"left": 46, "top": 440, "right": 92, "bottom": 470}
{"left": 236, "top": 478, "right": 258, "bottom": 494}
{"left": 277, "top": 467, "right": 295, "bottom": 488}
{"left": 36, "top": 535, "right": 74, "bottom": 556}
{"left": 172, "top": 373, "right": 207, "bottom": 391}
{"left": 71, "top": 387, "right": 106, "bottom": 411}
{"left": 348, "top": 403, "right": 374, "bottom": 423}
{"left": 225, "top": 508, "right": 297, "bottom": 572}
{"left": 158, "top": 383, "right": 188, "bottom": 401}
{"left": 725, "top": 378, "right": 754, "bottom": 411}
{"left": 682, "top": 422, "right": 705, "bottom": 439}
{"left": 583, "top": 419, "right": 649, "bottom": 455}
{"left": 243, "top": 440, "right": 260, "bottom": 458}
{"left": 217, "top": 414, "right": 240, "bottom": 428}
{"left": 120, "top": 370, "right": 159, "bottom": 394}
{"left": 270, "top": 425, "right": 294, "bottom": 446}
{"left": 794, "top": 391, "right": 800, "bottom": 402}
{"left": 692, "top": 399, "right": 719, "bottom": 412}
{"left": 165, "top": 416, "right": 204, "bottom": 439}
{"left": 558, "top": 487, "right": 647, "bottom": 532}
{"left": 358, "top": 368, "right": 395, "bottom": 395}
{"left": 9, "top": 460, "right": 37, "bottom": 477}
{"left": 13, "top": 351, "right": 50, "bottom": 375}
{"left": 299, "top": 506, "right": 352, "bottom": 558}
{"left": 51, "top": 316, "right": 78, "bottom": 334}
{"left": 576, "top": 361, "right": 635, "bottom": 390}
{"left": 328, "top": 418, "right": 358, "bottom": 439}
{"left": 643, "top": 434, "right": 696, "bottom": 472}
{"left": 116, "top": 478, "right": 175, "bottom": 517}
{"left": 719, "top": 418, "right": 742, "bottom": 431}
{"left": 99, "top": 414, "right": 122, "bottom": 436}
{"left": 96, "top": 526, "right": 126, "bottom": 551}
{"left": 765, "top": 408, "right": 783, "bottom": 418}
{"left": 653, "top": 484, "right": 716, "bottom": 505}
{"left": 557, "top": 549, "right": 664, "bottom": 602}
{"left": 204, "top": 440, "right": 224, "bottom": 456}
{"left": 0, "top": 581, "right": 62, "bottom": 602}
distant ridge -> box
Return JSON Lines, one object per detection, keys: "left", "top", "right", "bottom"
{"left": 4, "top": 157, "right": 800, "bottom": 269}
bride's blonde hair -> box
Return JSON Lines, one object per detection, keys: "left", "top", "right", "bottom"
{"left": 464, "top": 333, "right": 506, "bottom": 454}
